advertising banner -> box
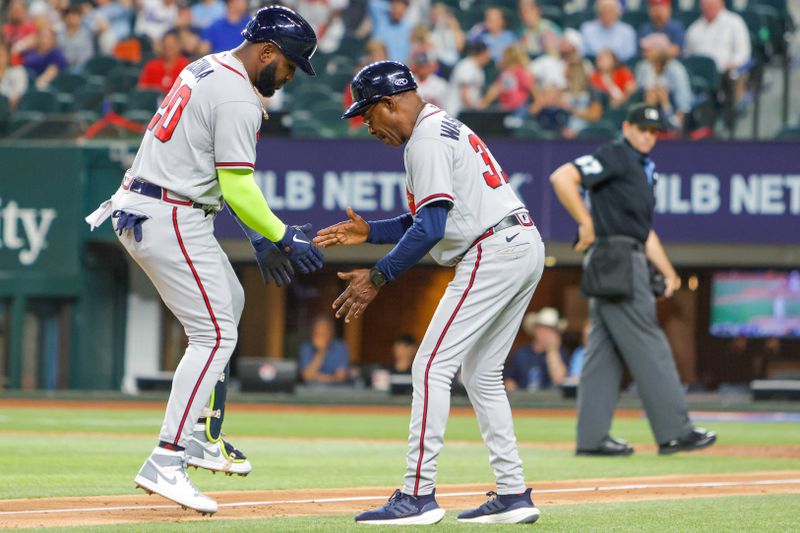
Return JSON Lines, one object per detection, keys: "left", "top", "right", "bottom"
{"left": 214, "top": 139, "right": 799, "bottom": 245}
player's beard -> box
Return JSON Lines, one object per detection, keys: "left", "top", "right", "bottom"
{"left": 255, "top": 62, "right": 279, "bottom": 97}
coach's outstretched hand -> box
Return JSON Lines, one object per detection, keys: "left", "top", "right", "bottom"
{"left": 279, "top": 223, "right": 324, "bottom": 274}
{"left": 333, "top": 269, "right": 379, "bottom": 323}
{"left": 313, "top": 207, "right": 370, "bottom": 248}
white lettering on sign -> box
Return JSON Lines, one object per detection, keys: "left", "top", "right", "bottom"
{"left": 321, "top": 172, "right": 406, "bottom": 211}
{"left": 730, "top": 174, "right": 800, "bottom": 215}
{"left": 655, "top": 174, "right": 721, "bottom": 215}
{"left": 0, "top": 199, "right": 57, "bottom": 265}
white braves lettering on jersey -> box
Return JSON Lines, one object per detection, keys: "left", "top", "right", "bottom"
{"left": 403, "top": 104, "right": 529, "bottom": 266}
{"left": 129, "top": 52, "right": 263, "bottom": 205}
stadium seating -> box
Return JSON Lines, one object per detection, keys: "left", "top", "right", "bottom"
{"left": 576, "top": 120, "right": 616, "bottom": 140}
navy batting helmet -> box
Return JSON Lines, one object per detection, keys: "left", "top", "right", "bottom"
{"left": 342, "top": 61, "right": 418, "bottom": 119}
{"left": 242, "top": 6, "right": 317, "bottom": 76}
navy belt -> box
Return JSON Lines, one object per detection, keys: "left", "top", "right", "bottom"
{"left": 122, "top": 176, "right": 217, "bottom": 215}
{"left": 471, "top": 210, "right": 534, "bottom": 248}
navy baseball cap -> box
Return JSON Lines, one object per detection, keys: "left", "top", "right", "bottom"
{"left": 242, "top": 6, "right": 318, "bottom": 76}
{"left": 626, "top": 104, "right": 667, "bottom": 130}
{"left": 342, "top": 61, "right": 418, "bottom": 119}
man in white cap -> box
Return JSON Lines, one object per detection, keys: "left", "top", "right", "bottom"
{"left": 505, "top": 307, "right": 569, "bottom": 391}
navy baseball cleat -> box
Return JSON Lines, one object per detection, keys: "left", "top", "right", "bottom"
{"left": 355, "top": 489, "right": 445, "bottom": 525}
{"left": 457, "top": 488, "right": 541, "bottom": 524}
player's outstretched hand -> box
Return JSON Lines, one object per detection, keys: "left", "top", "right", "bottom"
{"left": 333, "top": 269, "right": 379, "bottom": 323}
{"left": 279, "top": 224, "right": 324, "bottom": 274}
{"left": 313, "top": 207, "right": 370, "bottom": 248}
{"left": 252, "top": 237, "right": 295, "bottom": 286}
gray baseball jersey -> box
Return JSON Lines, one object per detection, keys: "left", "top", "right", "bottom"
{"left": 404, "top": 104, "right": 526, "bottom": 266}
{"left": 130, "top": 52, "right": 263, "bottom": 205}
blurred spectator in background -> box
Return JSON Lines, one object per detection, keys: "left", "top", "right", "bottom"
{"left": 58, "top": 5, "right": 94, "bottom": 72}
{"left": 0, "top": 41, "right": 28, "bottom": 110}
{"left": 409, "top": 23, "right": 436, "bottom": 64}
{"left": 448, "top": 40, "right": 491, "bottom": 118}
{"left": 480, "top": 44, "right": 535, "bottom": 116}
{"left": 684, "top": 0, "right": 750, "bottom": 103}
{"left": 505, "top": 308, "right": 570, "bottom": 391}
{"left": 191, "top": 0, "right": 226, "bottom": 30}
{"left": 429, "top": 3, "right": 463, "bottom": 77}
{"left": 29, "top": 0, "right": 66, "bottom": 34}
{"left": 636, "top": 33, "right": 692, "bottom": 129}
{"left": 569, "top": 319, "right": 591, "bottom": 378}
{"left": 3, "top": 0, "right": 37, "bottom": 64}
{"left": 23, "top": 24, "right": 67, "bottom": 90}
{"left": 580, "top": 0, "right": 637, "bottom": 61}
{"left": 90, "top": 0, "right": 134, "bottom": 56}
{"left": 135, "top": 0, "right": 180, "bottom": 44}
{"left": 469, "top": 6, "right": 517, "bottom": 64}
{"left": 285, "top": 0, "right": 348, "bottom": 54}
{"left": 299, "top": 316, "right": 350, "bottom": 385}
{"left": 369, "top": 0, "right": 413, "bottom": 62}
{"left": 409, "top": 51, "right": 448, "bottom": 110}
{"left": 754, "top": 337, "right": 781, "bottom": 379}
{"left": 138, "top": 30, "right": 189, "bottom": 94}
{"left": 202, "top": 0, "right": 250, "bottom": 53}
{"left": 391, "top": 334, "right": 417, "bottom": 374}
{"left": 590, "top": 49, "right": 636, "bottom": 108}
{"left": 404, "top": 0, "right": 431, "bottom": 28}
{"left": 529, "top": 29, "right": 583, "bottom": 93}
{"left": 344, "top": 39, "right": 388, "bottom": 129}
{"left": 561, "top": 58, "right": 603, "bottom": 138}
{"left": 518, "top": 0, "right": 561, "bottom": 57}
{"left": 637, "top": 0, "right": 684, "bottom": 58}
{"left": 174, "top": 4, "right": 208, "bottom": 59}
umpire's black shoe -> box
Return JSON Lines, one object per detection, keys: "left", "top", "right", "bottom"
{"left": 658, "top": 427, "right": 717, "bottom": 455}
{"left": 576, "top": 436, "right": 634, "bottom": 457}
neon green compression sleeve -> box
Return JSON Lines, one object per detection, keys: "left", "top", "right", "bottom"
{"left": 217, "top": 168, "right": 286, "bottom": 242}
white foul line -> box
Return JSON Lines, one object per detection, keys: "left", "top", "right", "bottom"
{"left": 1, "top": 479, "right": 799, "bottom": 517}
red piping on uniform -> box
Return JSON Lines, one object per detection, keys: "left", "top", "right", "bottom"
{"left": 161, "top": 189, "right": 193, "bottom": 206}
{"left": 212, "top": 54, "right": 247, "bottom": 81}
{"left": 413, "top": 244, "right": 483, "bottom": 496}
{"left": 215, "top": 162, "right": 255, "bottom": 168}
{"left": 417, "top": 109, "right": 443, "bottom": 125}
{"left": 416, "top": 193, "right": 454, "bottom": 208}
{"left": 171, "top": 207, "right": 222, "bottom": 445}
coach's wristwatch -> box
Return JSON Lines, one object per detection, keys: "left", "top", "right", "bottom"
{"left": 369, "top": 267, "right": 388, "bottom": 289}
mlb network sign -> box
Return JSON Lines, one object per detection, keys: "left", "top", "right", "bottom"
{"left": 0, "top": 198, "right": 56, "bottom": 266}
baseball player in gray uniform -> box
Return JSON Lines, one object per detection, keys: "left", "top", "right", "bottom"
{"left": 314, "top": 61, "right": 544, "bottom": 525}
{"left": 86, "top": 7, "right": 322, "bottom": 514}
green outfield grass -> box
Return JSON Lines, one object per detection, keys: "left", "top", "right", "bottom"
{"left": 26, "top": 494, "right": 800, "bottom": 533}
{"left": 1, "top": 406, "right": 798, "bottom": 500}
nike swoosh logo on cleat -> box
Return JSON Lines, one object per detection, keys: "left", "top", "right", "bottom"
{"left": 205, "top": 446, "right": 221, "bottom": 458}
{"left": 506, "top": 233, "right": 519, "bottom": 242}
{"left": 151, "top": 462, "right": 178, "bottom": 485}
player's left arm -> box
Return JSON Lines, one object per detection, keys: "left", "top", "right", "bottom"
{"left": 332, "top": 201, "right": 450, "bottom": 323}
{"left": 644, "top": 229, "right": 679, "bottom": 297}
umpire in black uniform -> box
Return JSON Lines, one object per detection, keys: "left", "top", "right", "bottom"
{"left": 549, "top": 104, "right": 716, "bottom": 456}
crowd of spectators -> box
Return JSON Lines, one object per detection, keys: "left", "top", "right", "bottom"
{"left": 0, "top": 0, "right": 786, "bottom": 138}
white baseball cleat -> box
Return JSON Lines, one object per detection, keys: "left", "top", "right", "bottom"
{"left": 134, "top": 446, "right": 218, "bottom": 515}
{"left": 185, "top": 426, "right": 252, "bottom": 476}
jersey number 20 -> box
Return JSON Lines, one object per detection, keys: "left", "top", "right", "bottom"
{"left": 148, "top": 80, "right": 192, "bottom": 142}
{"left": 469, "top": 133, "right": 509, "bottom": 189}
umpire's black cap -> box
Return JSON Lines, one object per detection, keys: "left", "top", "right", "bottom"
{"left": 342, "top": 61, "right": 418, "bottom": 119}
{"left": 242, "top": 6, "right": 317, "bottom": 76}
{"left": 626, "top": 104, "right": 668, "bottom": 130}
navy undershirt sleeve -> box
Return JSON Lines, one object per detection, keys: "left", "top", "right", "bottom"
{"left": 374, "top": 202, "right": 450, "bottom": 281}
{"left": 367, "top": 213, "right": 413, "bottom": 244}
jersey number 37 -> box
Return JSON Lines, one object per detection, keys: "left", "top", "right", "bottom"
{"left": 148, "top": 80, "right": 193, "bottom": 142}
{"left": 469, "top": 133, "right": 509, "bottom": 189}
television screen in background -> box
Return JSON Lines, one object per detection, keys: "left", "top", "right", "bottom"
{"left": 710, "top": 271, "right": 800, "bottom": 338}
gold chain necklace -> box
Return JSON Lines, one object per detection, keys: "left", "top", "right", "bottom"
{"left": 230, "top": 51, "right": 270, "bottom": 122}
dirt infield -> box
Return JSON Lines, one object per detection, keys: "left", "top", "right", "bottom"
{"left": 1, "top": 471, "right": 798, "bottom": 530}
